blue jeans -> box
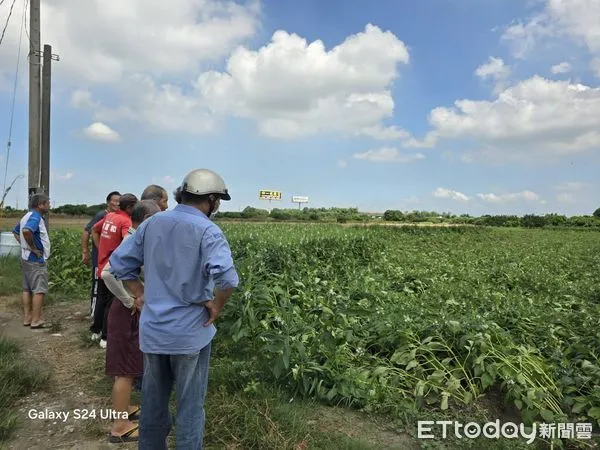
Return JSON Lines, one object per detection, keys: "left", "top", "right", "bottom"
{"left": 138, "top": 343, "right": 211, "bottom": 450}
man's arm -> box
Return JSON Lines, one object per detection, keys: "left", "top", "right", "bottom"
{"left": 110, "top": 224, "right": 147, "bottom": 312}
{"left": 202, "top": 230, "right": 240, "bottom": 326}
{"left": 81, "top": 230, "right": 91, "bottom": 264}
{"left": 22, "top": 214, "right": 42, "bottom": 258}
{"left": 109, "top": 221, "right": 146, "bottom": 282}
{"left": 82, "top": 211, "right": 104, "bottom": 264}
{"left": 12, "top": 222, "right": 20, "bottom": 244}
{"left": 22, "top": 229, "right": 41, "bottom": 258}
{"left": 102, "top": 262, "right": 136, "bottom": 309}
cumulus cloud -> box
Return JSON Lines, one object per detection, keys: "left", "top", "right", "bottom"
{"left": 80, "top": 75, "right": 216, "bottom": 134}
{"left": 476, "top": 190, "right": 540, "bottom": 203}
{"left": 411, "top": 76, "right": 600, "bottom": 162}
{"left": 52, "top": 172, "right": 74, "bottom": 181}
{"left": 501, "top": 0, "right": 600, "bottom": 60}
{"left": 64, "top": 19, "right": 411, "bottom": 139}
{"left": 40, "top": 0, "right": 261, "bottom": 84}
{"left": 475, "top": 57, "right": 511, "bottom": 93}
{"left": 353, "top": 147, "right": 424, "bottom": 163}
{"left": 195, "top": 24, "right": 410, "bottom": 139}
{"left": 432, "top": 188, "right": 470, "bottom": 202}
{"left": 551, "top": 62, "right": 572, "bottom": 73}
{"left": 82, "top": 122, "right": 121, "bottom": 142}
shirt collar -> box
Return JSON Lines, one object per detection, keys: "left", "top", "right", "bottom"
{"left": 114, "top": 209, "right": 129, "bottom": 218}
{"left": 174, "top": 203, "right": 209, "bottom": 219}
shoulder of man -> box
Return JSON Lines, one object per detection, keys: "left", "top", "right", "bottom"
{"left": 85, "top": 211, "right": 103, "bottom": 231}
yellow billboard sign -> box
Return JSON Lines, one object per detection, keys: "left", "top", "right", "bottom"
{"left": 259, "top": 190, "right": 282, "bottom": 200}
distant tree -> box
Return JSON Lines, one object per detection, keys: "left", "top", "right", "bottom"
{"left": 593, "top": 208, "right": 600, "bottom": 218}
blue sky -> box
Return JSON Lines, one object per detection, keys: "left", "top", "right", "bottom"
{"left": 0, "top": 0, "right": 598, "bottom": 215}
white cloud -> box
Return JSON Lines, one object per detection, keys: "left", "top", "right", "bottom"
{"left": 501, "top": 0, "right": 600, "bottom": 59}
{"left": 433, "top": 188, "right": 470, "bottom": 202}
{"left": 67, "top": 22, "right": 411, "bottom": 139}
{"left": 415, "top": 76, "right": 600, "bottom": 162}
{"left": 555, "top": 181, "right": 591, "bottom": 191}
{"left": 337, "top": 159, "right": 348, "bottom": 169}
{"left": 557, "top": 192, "right": 577, "bottom": 203}
{"left": 82, "top": 122, "right": 121, "bottom": 142}
{"left": 52, "top": 172, "right": 74, "bottom": 181}
{"left": 475, "top": 57, "right": 511, "bottom": 93}
{"left": 476, "top": 190, "right": 540, "bottom": 203}
{"left": 79, "top": 75, "right": 216, "bottom": 134}
{"left": 360, "top": 125, "right": 411, "bottom": 140}
{"left": 40, "top": 0, "right": 260, "bottom": 84}
{"left": 151, "top": 175, "right": 176, "bottom": 186}
{"left": 551, "top": 62, "right": 572, "bottom": 73}
{"left": 352, "top": 147, "right": 425, "bottom": 163}
{"left": 196, "top": 24, "right": 410, "bottom": 139}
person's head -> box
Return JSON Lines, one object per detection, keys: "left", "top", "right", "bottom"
{"left": 173, "top": 186, "right": 182, "bottom": 204}
{"left": 178, "top": 169, "right": 231, "bottom": 218}
{"left": 106, "top": 191, "right": 121, "bottom": 213}
{"left": 131, "top": 199, "right": 161, "bottom": 229}
{"left": 30, "top": 193, "right": 50, "bottom": 214}
{"left": 141, "top": 185, "right": 168, "bottom": 211}
{"left": 118, "top": 193, "right": 138, "bottom": 217}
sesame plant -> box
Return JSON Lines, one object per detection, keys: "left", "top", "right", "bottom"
{"left": 46, "top": 224, "right": 600, "bottom": 433}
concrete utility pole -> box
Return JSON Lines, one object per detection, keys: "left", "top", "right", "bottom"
{"left": 41, "top": 44, "right": 52, "bottom": 198}
{"left": 41, "top": 44, "right": 59, "bottom": 227}
{"left": 28, "top": 0, "right": 41, "bottom": 199}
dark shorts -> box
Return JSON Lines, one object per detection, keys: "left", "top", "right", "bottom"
{"left": 105, "top": 298, "right": 143, "bottom": 378}
{"left": 21, "top": 259, "right": 48, "bottom": 294}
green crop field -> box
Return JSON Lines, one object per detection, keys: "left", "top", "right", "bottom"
{"left": 27, "top": 224, "right": 600, "bottom": 446}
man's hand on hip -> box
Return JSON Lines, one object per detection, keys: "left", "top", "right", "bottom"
{"left": 203, "top": 300, "right": 222, "bottom": 327}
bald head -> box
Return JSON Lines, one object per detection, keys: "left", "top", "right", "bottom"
{"left": 131, "top": 200, "right": 161, "bottom": 228}
{"left": 141, "top": 184, "right": 168, "bottom": 211}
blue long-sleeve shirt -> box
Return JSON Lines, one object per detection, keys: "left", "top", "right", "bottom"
{"left": 108, "top": 204, "right": 239, "bottom": 355}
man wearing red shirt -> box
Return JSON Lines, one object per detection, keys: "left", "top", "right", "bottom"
{"left": 90, "top": 193, "right": 138, "bottom": 348}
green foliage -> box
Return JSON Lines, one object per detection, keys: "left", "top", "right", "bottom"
{"left": 214, "top": 224, "right": 600, "bottom": 430}
{"left": 593, "top": 208, "right": 600, "bottom": 218}
{"left": 51, "top": 203, "right": 105, "bottom": 216}
{"left": 0, "top": 338, "right": 50, "bottom": 441}
{"left": 47, "top": 229, "right": 90, "bottom": 297}
{"left": 20, "top": 224, "right": 600, "bottom": 435}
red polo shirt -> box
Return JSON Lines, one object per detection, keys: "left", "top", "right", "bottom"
{"left": 93, "top": 210, "right": 132, "bottom": 277}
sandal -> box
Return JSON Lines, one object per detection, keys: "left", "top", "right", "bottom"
{"left": 108, "top": 424, "right": 139, "bottom": 443}
{"left": 30, "top": 322, "right": 50, "bottom": 329}
{"left": 128, "top": 407, "right": 140, "bottom": 421}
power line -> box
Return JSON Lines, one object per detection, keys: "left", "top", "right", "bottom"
{"left": 0, "top": 0, "right": 18, "bottom": 48}
{"left": 1, "top": 0, "right": 25, "bottom": 197}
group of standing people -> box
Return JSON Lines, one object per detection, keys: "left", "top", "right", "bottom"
{"left": 13, "top": 169, "right": 239, "bottom": 449}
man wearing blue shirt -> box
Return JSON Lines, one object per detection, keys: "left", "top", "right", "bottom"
{"left": 12, "top": 194, "right": 51, "bottom": 329}
{"left": 109, "top": 169, "right": 239, "bottom": 449}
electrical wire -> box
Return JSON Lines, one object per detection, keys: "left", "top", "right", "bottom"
{"left": 0, "top": 0, "right": 18, "bottom": 48}
{"left": 1, "top": 0, "right": 25, "bottom": 201}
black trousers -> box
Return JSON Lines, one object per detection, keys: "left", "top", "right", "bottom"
{"left": 89, "top": 264, "right": 99, "bottom": 317}
{"left": 89, "top": 278, "right": 113, "bottom": 340}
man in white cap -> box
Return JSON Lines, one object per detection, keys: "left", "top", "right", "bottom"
{"left": 108, "top": 169, "right": 239, "bottom": 449}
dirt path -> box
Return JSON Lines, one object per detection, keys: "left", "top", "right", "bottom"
{"left": 0, "top": 296, "right": 416, "bottom": 450}
{"left": 0, "top": 296, "right": 134, "bottom": 450}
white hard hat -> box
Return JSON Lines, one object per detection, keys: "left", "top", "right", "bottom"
{"left": 180, "top": 169, "right": 231, "bottom": 200}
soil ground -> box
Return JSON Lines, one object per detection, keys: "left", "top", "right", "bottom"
{"left": 0, "top": 295, "right": 416, "bottom": 450}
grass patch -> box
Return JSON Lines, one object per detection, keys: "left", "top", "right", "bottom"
{"left": 0, "top": 257, "right": 22, "bottom": 297}
{"left": 0, "top": 336, "right": 50, "bottom": 442}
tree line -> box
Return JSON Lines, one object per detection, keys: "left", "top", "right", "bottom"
{"left": 2, "top": 204, "right": 600, "bottom": 228}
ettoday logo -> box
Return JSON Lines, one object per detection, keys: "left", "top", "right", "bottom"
{"left": 419, "top": 420, "right": 536, "bottom": 444}
{"left": 418, "top": 420, "right": 594, "bottom": 444}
